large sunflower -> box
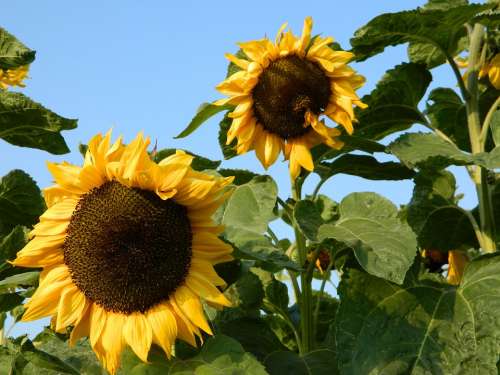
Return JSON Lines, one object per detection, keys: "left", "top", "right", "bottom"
{"left": 215, "top": 17, "right": 366, "bottom": 179}
{"left": 13, "top": 131, "right": 234, "bottom": 374}
{"left": 0, "top": 65, "right": 29, "bottom": 89}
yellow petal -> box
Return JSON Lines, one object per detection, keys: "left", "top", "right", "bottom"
{"left": 447, "top": 251, "right": 469, "bottom": 285}
{"left": 264, "top": 133, "right": 282, "bottom": 168}
{"left": 186, "top": 273, "right": 231, "bottom": 308}
{"left": 291, "top": 141, "right": 314, "bottom": 171}
{"left": 147, "top": 302, "right": 177, "bottom": 357}
{"left": 55, "top": 284, "right": 87, "bottom": 332}
{"left": 69, "top": 302, "right": 91, "bottom": 346}
{"left": 98, "top": 312, "right": 126, "bottom": 375}
{"left": 174, "top": 286, "right": 212, "bottom": 334}
{"left": 90, "top": 304, "right": 107, "bottom": 349}
{"left": 123, "top": 313, "right": 152, "bottom": 363}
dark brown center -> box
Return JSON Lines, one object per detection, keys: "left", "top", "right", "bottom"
{"left": 252, "top": 55, "right": 331, "bottom": 139}
{"left": 63, "top": 181, "right": 192, "bottom": 314}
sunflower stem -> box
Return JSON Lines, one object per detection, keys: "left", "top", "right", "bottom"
{"left": 291, "top": 178, "right": 314, "bottom": 354}
{"left": 463, "top": 23, "right": 497, "bottom": 252}
{"left": 313, "top": 261, "right": 333, "bottom": 342}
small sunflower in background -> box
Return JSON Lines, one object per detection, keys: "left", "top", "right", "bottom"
{"left": 479, "top": 53, "right": 500, "bottom": 89}
{"left": 215, "top": 17, "right": 366, "bottom": 179}
{"left": 0, "top": 64, "right": 29, "bottom": 89}
{"left": 12, "top": 131, "right": 234, "bottom": 374}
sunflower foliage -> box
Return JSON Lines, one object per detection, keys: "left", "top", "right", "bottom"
{"left": 0, "top": 0, "right": 499, "bottom": 374}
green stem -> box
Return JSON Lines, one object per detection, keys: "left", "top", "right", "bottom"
{"left": 313, "top": 261, "right": 333, "bottom": 341}
{"left": 291, "top": 178, "right": 314, "bottom": 354}
{"left": 312, "top": 178, "right": 327, "bottom": 199}
{"left": 464, "top": 23, "right": 496, "bottom": 252}
{"left": 267, "top": 226, "right": 279, "bottom": 246}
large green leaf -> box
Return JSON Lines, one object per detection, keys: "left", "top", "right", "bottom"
{"left": 174, "top": 103, "right": 232, "bottom": 139}
{"left": 218, "top": 169, "right": 258, "bottom": 185}
{"left": 353, "top": 63, "right": 431, "bottom": 141}
{"left": 264, "top": 350, "right": 338, "bottom": 375}
{"left": 0, "top": 91, "right": 77, "bottom": 154}
{"left": 220, "top": 176, "right": 299, "bottom": 272}
{"left": 315, "top": 154, "right": 415, "bottom": 181}
{"left": 336, "top": 253, "right": 500, "bottom": 374}
{"left": 406, "top": 170, "right": 478, "bottom": 250}
{"left": 0, "top": 170, "right": 44, "bottom": 236}
{"left": 293, "top": 200, "right": 324, "bottom": 242}
{"left": 153, "top": 148, "right": 221, "bottom": 171}
{"left": 389, "top": 132, "right": 500, "bottom": 170}
{"left": 0, "top": 271, "right": 39, "bottom": 292}
{"left": 426, "top": 87, "right": 500, "bottom": 152}
{"left": 317, "top": 192, "right": 417, "bottom": 284}
{"left": 351, "top": 4, "right": 487, "bottom": 62}
{"left": 0, "top": 226, "right": 26, "bottom": 263}
{"left": 215, "top": 317, "right": 287, "bottom": 362}
{"left": 0, "top": 28, "right": 35, "bottom": 69}
{"left": 120, "top": 335, "right": 268, "bottom": 375}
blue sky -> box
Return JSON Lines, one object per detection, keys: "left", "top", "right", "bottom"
{"left": 1, "top": 0, "right": 478, "bottom": 336}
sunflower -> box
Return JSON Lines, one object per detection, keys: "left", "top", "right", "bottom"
{"left": 455, "top": 53, "right": 500, "bottom": 89}
{"left": 0, "top": 65, "right": 29, "bottom": 89}
{"left": 12, "top": 130, "right": 234, "bottom": 374}
{"left": 215, "top": 17, "right": 366, "bottom": 179}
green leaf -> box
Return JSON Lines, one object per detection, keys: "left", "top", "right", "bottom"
{"left": 0, "top": 91, "right": 77, "bottom": 154}
{"left": 354, "top": 63, "right": 431, "bottom": 141}
{"left": 317, "top": 192, "right": 417, "bottom": 284}
{"left": 27, "top": 330, "right": 103, "bottom": 375}
{"left": 0, "top": 293, "right": 23, "bottom": 313}
{"left": 311, "top": 135, "right": 386, "bottom": 164}
{"left": 216, "top": 317, "right": 287, "bottom": 362}
{"left": 336, "top": 253, "right": 500, "bottom": 374}
{"left": 315, "top": 154, "right": 415, "bottom": 181}
{"left": 0, "top": 226, "right": 27, "bottom": 263}
{"left": 389, "top": 132, "right": 473, "bottom": 169}
{"left": 265, "top": 279, "right": 289, "bottom": 312}
{"left": 351, "top": 4, "right": 487, "bottom": 62}
{"left": 0, "top": 170, "right": 44, "bottom": 236}
{"left": 406, "top": 170, "right": 477, "bottom": 250}
{"left": 174, "top": 103, "right": 232, "bottom": 139}
{"left": 426, "top": 87, "right": 500, "bottom": 152}
{"left": 218, "top": 169, "right": 258, "bottom": 185}
{"left": 121, "top": 335, "right": 268, "bottom": 375}
{"left": 230, "top": 270, "right": 264, "bottom": 310}
{"left": 264, "top": 350, "right": 338, "bottom": 375}
{"left": 313, "top": 195, "right": 339, "bottom": 223}
{"left": 312, "top": 292, "right": 339, "bottom": 346}
{"left": 418, "top": 206, "right": 479, "bottom": 250}
{"left": 0, "top": 28, "right": 35, "bottom": 69}
{"left": 293, "top": 200, "right": 324, "bottom": 242}
{"left": 218, "top": 114, "right": 238, "bottom": 160}
{"left": 21, "top": 340, "right": 79, "bottom": 375}
{"left": 0, "top": 271, "right": 39, "bottom": 292}
{"left": 153, "top": 148, "right": 221, "bottom": 171}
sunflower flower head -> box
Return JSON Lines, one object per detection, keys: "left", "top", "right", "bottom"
{"left": 0, "top": 65, "right": 29, "bottom": 89}
{"left": 216, "top": 17, "right": 366, "bottom": 179}
{"left": 479, "top": 53, "right": 500, "bottom": 89}
{"left": 12, "top": 130, "right": 234, "bottom": 374}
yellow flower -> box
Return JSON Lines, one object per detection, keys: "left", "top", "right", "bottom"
{"left": 12, "top": 130, "right": 234, "bottom": 374}
{"left": 479, "top": 53, "right": 500, "bottom": 90}
{"left": 0, "top": 65, "right": 29, "bottom": 89}
{"left": 447, "top": 250, "right": 468, "bottom": 285}
{"left": 215, "top": 17, "right": 366, "bottom": 179}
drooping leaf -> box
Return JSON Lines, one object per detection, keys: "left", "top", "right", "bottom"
{"left": 353, "top": 63, "right": 431, "bottom": 141}
{"left": 336, "top": 253, "right": 500, "bottom": 374}
{"left": 0, "top": 91, "right": 77, "bottom": 154}
{"left": 218, "top": 168, "right": 258, "bottom": 185}
{"left": 0, "top": 28, "right": 35, "bottom": 69}
{"left": 218, "top": 114, "right": 238, "bottom": 160}
{"left": 317, "top": 192, "right": 417, "bottom": 284}
{"left": 0, "top": 293, "right": 23, "bottom": 313}
{"left": 229, "top": 270, "right": 264, "bottom": 310}
{"left": 175, "top": 103, "right": 232, "bottom": 139}
{"left": 315, "top": 154, "right": 415, "bottom": 181}
{"left": 264, "top": 349, "right": 338, "bottom": 375}
{"left": 0, "top": 226, "right": 27, "bottom": 263}
{"left": 0, "top": 170, "right": 44, "bottom": 236}
{"left": 0, "top": 271, "right": 39, "bottom": 292}
{"left": 152, "top": 148, "right": 221, "bottom": 171}
{"left": 265, "top": 279, "right": 289, "bottom": 312}
{"left": 351, "top": 4, "right": 487, "bottom": 62}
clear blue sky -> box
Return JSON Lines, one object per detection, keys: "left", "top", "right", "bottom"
{"left": 1, "top": 0, "right": 477, "bottom": 336}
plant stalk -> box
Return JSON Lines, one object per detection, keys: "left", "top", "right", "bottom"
{"left": 464, "top": 23, "right": 496, "bottom": 252}
{"left": 291, "top": 178, "right": 314, "bottom": 354}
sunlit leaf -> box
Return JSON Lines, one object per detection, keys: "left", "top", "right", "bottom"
{"left": 0, "top": 28, "right": 35, "bottom": 69}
